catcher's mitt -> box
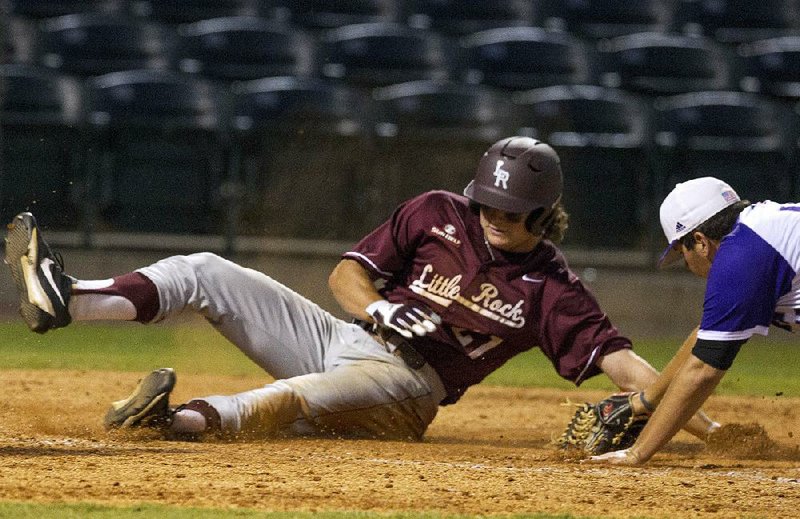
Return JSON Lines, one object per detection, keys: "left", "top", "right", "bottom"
{"left": 557, "top": 392, "right": 649, "bottom": 455}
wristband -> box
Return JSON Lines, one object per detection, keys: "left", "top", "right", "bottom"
{"left": 638, "top": 391, "right": 655, "bottom": 413}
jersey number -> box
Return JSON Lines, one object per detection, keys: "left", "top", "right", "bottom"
{"left": 451, "top": 327, "right": 504, "bottom": 359}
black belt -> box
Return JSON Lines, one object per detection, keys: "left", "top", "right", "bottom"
{"left": 353, "top": 319, "right": 427, "bottom": 370}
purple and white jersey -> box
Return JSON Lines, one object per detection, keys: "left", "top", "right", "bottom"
{"left": 699, "top": 201, "right": 800, "bottom": 342}
{"left": 344, "top": 191, "right": 631, "bottom": 404}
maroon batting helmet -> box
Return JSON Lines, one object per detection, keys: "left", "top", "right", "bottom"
{"left": 464, "top": 136, "right": 563, "bottom": 214}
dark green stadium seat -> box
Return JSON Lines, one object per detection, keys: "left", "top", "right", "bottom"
{"left": 127, "top": 0, "right": 257, "bottom": 25}
{"left": 371, "top": 80, "right": 516, "bottom": 213}
{"left": 402, "top": 0, "right": 534, "bottom": 36}
{"left": 0, "top": 64, "right": 86, "bottom": 230}
{"left": 1, "top": 13, "right": 13, "bottom": 63}
{"left": 537, "top": 0, "right": 673, "bottom": 39}
{"left": 263, "top": 0, "right": 399, "bottom": 30}
{"left": 84, "top": 69, "right": 228, "bottom": 234}
{"left": 739, "top": 36, "right": 800, "bottom": 101}
{"left": 174, "top": 16, "right": 316, "bottom": 82}
{"left": 459, "top": 26, "right": 596, "bottom": 91}
{"left": 3, "top": 16, "right": 41, "bottom": 65}
{"left": 513, "top": 85, "right": 651, "bottom": 248}
{"left": 317, "top": 22, "right": 459, "bottom": 89}
{"left": 596, "top": 32, "right": 739, "bottom": 96}
{"left": 673, "top": 0, "right": 800, "bottom": 44}
{"left": 651, "top": 91, "right": 797, "bottom": 206}
{"left": 5, "top": 0, "right": 122, "bottom": 18}
{"left": 33, "top": 13, "right": 175, "bottom": 77}
{"left": 230, "top": 76, "right": 376, "bottom": 240}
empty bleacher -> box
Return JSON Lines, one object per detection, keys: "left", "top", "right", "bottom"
{"left": 2, "top": 0, "right": 799, "bottom": 257}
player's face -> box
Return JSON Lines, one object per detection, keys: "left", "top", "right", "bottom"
{"left": 479, "top": 206, "right": 541, "bottom": 252}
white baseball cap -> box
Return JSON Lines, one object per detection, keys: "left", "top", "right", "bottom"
{"left": 658, "top": 177, "right": 740, "bottom": 267}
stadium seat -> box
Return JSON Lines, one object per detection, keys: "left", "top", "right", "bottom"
{"left": 2, "top": 14, "right": 16, "bottom": 63}
{"left": 596, "top": 32, "right": 738, "bottom": 95}
{"left": 230, "top": 76, "right": 376, "bottom": 240}
{"left": 371, "top": 80, "right": 516, "bottom": 210}
{"left": 174, "top": 16, "right": 316, "bottom": 82}
{"left": 317, "top": 22, "right": 458, "bottom": 88}
{"left": 0, "top": 64, "right": 86, "bottom": 230}
{"left": 651, "top": 91, "right": 797, "bottom": 206}
{"left": 513, "top": 85, "right": 651, "bottom": 248}
{"left": 5, "top": 0, "right": 122, "bottom": 18}
{"left": 84, "top": 69, "right": 229, "bottom": 233}
{"left": 402, "top": 0, "right": 534, "bottom": 36}
{"left": 33, "top": 13, "right": 175, "bottom": 77}
{"left": 264, "top": 0, "right": 399, "bottom": 30}
{"left": 673, "top": 0, "right": 800, "bottom": 44}
{"left": 537, "top": 0, "right": 673, "bottom": 39}
{"left": 5, "top": 16, "right": 44, "bottom": 65}
{"left": 739, "top": 37, "right": 800, "bottom": 101}
{"left": 127, "top": 0, "right": 258, "bottom": 24}
{"left": 459, "top": 27, "right": 595, "bottom": 90}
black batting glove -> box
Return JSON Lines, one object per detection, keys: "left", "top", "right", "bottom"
{"left": 365, "top": 300, "right": 442, "bottom": 339}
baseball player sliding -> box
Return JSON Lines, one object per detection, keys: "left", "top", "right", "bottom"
{"left": 5, "top": 137, "right": 717, "bottom": 442}
{"left": 587, "top": 177, "right": 800, "bottom": 465}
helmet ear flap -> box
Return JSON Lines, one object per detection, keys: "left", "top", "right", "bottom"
{"left": 473, "top": 200, "right": 552, "bottom": 235}
{"left": 526, "top": 197, "right": 561, "bottom": 235}
{"left": 525, "top": 208, "right": 544, "bottom": 232}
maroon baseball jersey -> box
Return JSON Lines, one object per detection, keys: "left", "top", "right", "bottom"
{"left": 344, "top": 191, "right": 631, "bottom": 404}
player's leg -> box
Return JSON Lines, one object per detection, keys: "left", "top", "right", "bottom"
{"left": 135, "top": 252, "right": 344, "bottom": 378}
{"left": 173, "top": 349, "right": 447, "bottom": 440}
{"left": 106, "top": 328, "right": 448, "bottom": 440}
{"left": 80, "top": 252, "right": 345, "bottom": 378}
{"left": 4, "top": 214, "right": 337, "bottom": 378}
{"left": 4, "top": 211, "right": 161, "bottom": 332}
{"left": 7, "top": 234, "right": 343, "bottom": 378}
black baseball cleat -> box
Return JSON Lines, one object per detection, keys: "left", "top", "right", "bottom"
{"left": 105, "top": 368, "right": 177, "bottom": 429}
{"left": 4, "top": 212, "right": 73, "bottom": 333}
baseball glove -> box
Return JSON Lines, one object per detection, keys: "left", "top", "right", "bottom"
{"left": 556, "top": 392, "right": 649, "bottom": 455}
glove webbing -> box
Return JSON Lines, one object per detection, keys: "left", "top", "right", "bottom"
{"left": 558, "top": 402, "right": 595, "bottom": 448}
{"left": 557, "top": 402, "right": 641, "bottom": 452}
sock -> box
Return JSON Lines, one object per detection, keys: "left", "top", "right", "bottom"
{"left": 69, "top": 293, "right": 136, "bottom": 321}
{"left": 170, "top": 409, "right": 208, "bottom": 434}
{"left": 69, "top": 272, "right": 159, "bottom": 322}
{"left": 171, "top": 400, "right": 222, "bottom": 435}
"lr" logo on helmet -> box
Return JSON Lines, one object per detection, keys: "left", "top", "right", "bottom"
{"left": 493, "top": 160, "right": 510, "bottom": 189}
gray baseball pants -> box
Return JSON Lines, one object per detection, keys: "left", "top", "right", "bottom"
{"left": 137, "top": 253, "right": 446, "bottom": 440}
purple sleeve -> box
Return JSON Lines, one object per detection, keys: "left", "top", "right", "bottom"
{"left": 539, "top": 276, "right": 632, "bottom": 385}
{"left": 343, "top": 195, "right": 427, "bottom": 278}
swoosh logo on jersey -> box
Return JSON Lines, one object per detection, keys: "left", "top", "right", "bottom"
{"left": 522, "top": 274, "right": 544, "bottom": 283}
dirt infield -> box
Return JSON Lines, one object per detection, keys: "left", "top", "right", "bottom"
{"left": 1, "top": 369, "right": 799, "bottom": 518}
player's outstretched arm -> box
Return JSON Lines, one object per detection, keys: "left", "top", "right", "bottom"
{"left": 589, "top": 354, "right": 726, "bottom": 465}
{"left": 638, "top": 327, "right": 700, "bottom": 409}
{"left": 640, "top": 327, "right": 720, "bottom": 440}
{"left": 597, "top": 328, "right": 719, "bottom": 441}
{"left": 598, "top": 327, "right": 698, "bottom": 402}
